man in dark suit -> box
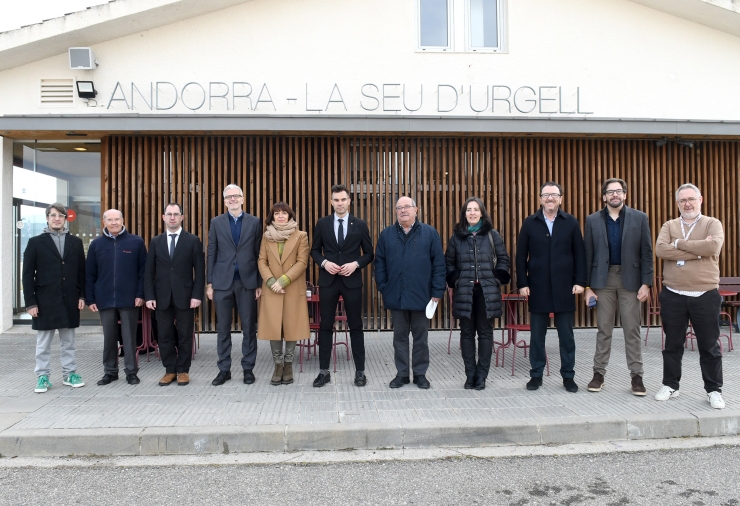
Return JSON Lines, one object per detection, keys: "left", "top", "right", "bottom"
{"left": 145, "top": 202, "right": 205, "bottom": 387}
{"left": 206, "top": 184, "right": 263, "bottom": 386}
{"left": 516, "top": 181, "right": 587, "bottom": 393}
{"left": 311, "top": 184, "right": 374, "bottom": 387}
{"left": 23, "top": 202, "right": 86, "bottom": 393}
{"left": 584, "top": 178, "right": 653, "bottom": 396}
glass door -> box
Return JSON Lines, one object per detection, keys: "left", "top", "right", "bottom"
{"left": 13, "top": 199, "right": 48, "bottom": 315}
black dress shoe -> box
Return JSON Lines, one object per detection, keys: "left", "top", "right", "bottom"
{"left": 389, "top": 375, "right": 410, "bottom": 388}
{"left": 97, "top": 373, "right": 119, "bottom": 386}
{"left": 563, "top": 378, "right": 579, "bottom": 393}
{"left": 474, "top": 376, "right": 486, "bottom": 391}
{"left": 243, "top": 370, "right": 256, "bottom": 385}
{"left": 126, "top": 373, "right": 140, "bottom": 385}
{"left": 354, "top": 371, "right": 367, "bottom": 387}
{"left": 526, "top": 377, "right": 543, "bottom": 391}
{"left": 464, "top": 376, "right": 476, "bottom": 389}
{"left": 212, "top": 370, "right": 231, "bottom": 386}
{"left": 413, "top": 375, "right": 431, "bottom": 389}
{"left": 313, "top": 372, "right": 331, "bottom": 388}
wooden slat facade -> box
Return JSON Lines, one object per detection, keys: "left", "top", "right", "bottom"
{"left": 102, "top": 135, "right": 740, "bottom": 331}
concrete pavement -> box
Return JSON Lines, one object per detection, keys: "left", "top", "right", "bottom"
{"left": 0, "top": 326, "right": 738, "bottom": 457}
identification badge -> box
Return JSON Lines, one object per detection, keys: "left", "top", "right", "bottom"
{"left": 677, "top": 260, "right": 685, "bottom": 266}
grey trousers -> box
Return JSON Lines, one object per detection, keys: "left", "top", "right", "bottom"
{"left": 391, "top": 310, "right": 430, "bottom": 377}
{"left": 213, "top": 280, "right": 258, "bottom": 373}
{"left": 35, "top": 328, "right": 77, "bottom": 377}
{"left": 593, "top": 265, "right": 644, "bottom": 378}
{"left": 269, "top": 340, "right": 297, "bottom": 364}
{"left": 100, "top": 307, "right": 139, "bottom": 376}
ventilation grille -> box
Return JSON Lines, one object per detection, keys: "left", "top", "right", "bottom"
{"left": 40, "top": 79, "right": 75, "bottom": 107}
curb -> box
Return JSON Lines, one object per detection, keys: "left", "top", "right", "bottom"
{"left": 1, "top": 409, "right": 739, "bottom": 457}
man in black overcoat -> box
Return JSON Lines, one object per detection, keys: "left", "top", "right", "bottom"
{"left": 23, "top": 202, "right": 86, "bottom": 393}
{"left": 145, "top": 202, "right": 205, "bottom": 387}
{"left": 516, "top": 182, "right": 587, "bottom": 393}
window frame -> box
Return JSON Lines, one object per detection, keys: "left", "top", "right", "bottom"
{"left": 464, "top": 0, "right": 506, "bottom": 53}
{"left": 416, "top": 0, "right": 454, "bottom": 52}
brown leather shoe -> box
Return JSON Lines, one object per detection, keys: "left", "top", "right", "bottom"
{"left": 587, "top": 372, "right": 604, "bottom": 392}
{"left": 631, "top": 375, "right": 646, "bottom": 396}
{"left": 158, "top": 373, "right": 177, "bottom": 386}
{"left": 177, "top": 372, "right": 190, "bottom": 386}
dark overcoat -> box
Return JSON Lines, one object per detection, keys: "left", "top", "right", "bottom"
{"left": 515, "top": 208, "right": 587, "bottom": 314}
{"left": 22, "top": 233, "right": 86, "bottom": 330}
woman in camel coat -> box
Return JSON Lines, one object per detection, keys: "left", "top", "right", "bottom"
{"left": 257, "top": 202, "right": 310, "bottom": 386}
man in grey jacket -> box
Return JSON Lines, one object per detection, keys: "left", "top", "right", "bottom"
{"left": 206, "top": 184, "right": 263, "bottom": 386}
{"left": 584, "top": 178, "right": 653, "bottom": 396}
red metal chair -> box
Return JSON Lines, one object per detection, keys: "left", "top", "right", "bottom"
{"left": 118, "top": 306, "right": 158, "bottom": 366}
{"left": 297, "top": 282, "right": 320, "bottom": 372}
{"left": 644, "top": 276, "right": 664, "bottom": 349}
{"left": 332, "top": 296, "right": 351, "bottom": 372}
{"left": 496, "top": 294, "right": 549, "bottom": 377}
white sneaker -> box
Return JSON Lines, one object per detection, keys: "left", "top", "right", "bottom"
{"left": 708, "top": 391, "right": 725, "bottom": 409}
{"left": 655, "top": 385, "right": 679, "bottom": 401}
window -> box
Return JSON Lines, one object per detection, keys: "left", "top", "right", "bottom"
{"left": 467, "top": 0, "right": 500, "bottom": 51}
{"left": 417, "top": 0, "right": 506, "bottom": 53}
{"left": 418, "top": 0, "right": 452, "bottom": 51}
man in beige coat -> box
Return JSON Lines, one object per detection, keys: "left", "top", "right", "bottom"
{"left": 655, "top": 183, "right": 725, "bottom": 409}
{"left": 257, "top": 202, "right": 310, "bottom": 385}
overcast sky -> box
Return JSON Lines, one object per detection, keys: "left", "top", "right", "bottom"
{"left": 0, "top": 0, "right": 109, "bottom": 34}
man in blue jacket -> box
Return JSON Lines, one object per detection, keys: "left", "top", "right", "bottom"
{"left": 374, "top": 196, "right": 446, "bottom": 389}
{"left": 86, "top": 209, "right": 147, "bottom": 386}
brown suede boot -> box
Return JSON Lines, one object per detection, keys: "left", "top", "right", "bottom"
{"left": 270, "top": 363, "right": 284, "bottom": 386}
{"left": 282, "top": 362, "right": 294, "bottom": 385}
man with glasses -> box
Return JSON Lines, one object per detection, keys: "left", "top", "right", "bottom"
{"left": 23, "top": 203, "right": 86, "bottom": 393}
{"left": 145, "top": 203, "right": 205, "bottom": 386}
{"left": 583, "top": 179, "right": 653, "bottom": 396}
{"left": 516, "top": 182, "right": 587, "bottom": 393}
{"left": 655, "top": 183, "right": 725, "bottom": 409}
{"left": 207, "top": 184, "right": 262, "bottom": 386}
{"left": 374, "top": 196, "right": 446, "bottom": 389}
{"left": 311, "top": 184, "right": 374, "bottom": 387}
{"left": 87, "top": 209, "right": 147, "bottom": 386}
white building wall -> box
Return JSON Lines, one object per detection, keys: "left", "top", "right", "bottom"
{"left": 0, "top": 0, "right": 738, "bottom": 121}
{"left": 0, "top": 137, "right": 14, "bottom": 332}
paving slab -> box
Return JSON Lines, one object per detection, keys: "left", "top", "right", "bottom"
{"left": 0, "top": 326, "right": 737, "bottom": 456}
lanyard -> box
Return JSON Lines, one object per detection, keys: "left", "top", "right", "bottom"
{"left": 680, "top": 214, "right": 701, "bottom": 241}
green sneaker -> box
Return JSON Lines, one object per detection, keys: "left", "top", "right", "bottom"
{"left": 63, "top": 372, "right": 85, "bottom": 388}
{"left": 35, "top": 375, "right": 52, "bottom": 393}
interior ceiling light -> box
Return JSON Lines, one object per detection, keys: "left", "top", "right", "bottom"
{"left": 73, "top": 147, "right": 87, "bottom": 151}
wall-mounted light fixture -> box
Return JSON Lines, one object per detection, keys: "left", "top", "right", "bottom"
{"left": 76, "top": 81, "right": 97, "bottom": 99}
{"left": 676, "top": 137, "right": 695, "bottom": 148}
{"left": 655, "top": 137, "right": 669, "bottom": 147}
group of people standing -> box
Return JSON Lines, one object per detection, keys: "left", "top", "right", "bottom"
{"left": 24, "top": 178, "right": 726, "bottom": 409}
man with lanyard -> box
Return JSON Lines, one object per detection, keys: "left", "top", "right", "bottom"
{"left": 655, "top": 183, "right": 725, "bottom": 409}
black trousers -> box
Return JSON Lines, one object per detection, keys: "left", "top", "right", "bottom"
{"left": 660, "top": 288, "right": 723, "bottom": 393}
{"left": 459, "top": 285, "right": 493, "bottom": 380}
{"left": 529, "top": 311, "right": 575, "bottom": 379}
{"left": 155, "top": 296, "right": 194, "bottom": 374}
{"left": 318, "top": 276, "right": 365, "bottom": 371}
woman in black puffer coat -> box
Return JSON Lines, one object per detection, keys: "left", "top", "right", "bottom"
{"left": 445, "top": 197, "right": 511, "bottom": 390}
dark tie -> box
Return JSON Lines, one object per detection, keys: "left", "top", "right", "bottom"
{"left": 337, "top": 219, "right": 345, "bottom": 249}
{"left": 169, "top": 233, "right": 177, "bottom": 259}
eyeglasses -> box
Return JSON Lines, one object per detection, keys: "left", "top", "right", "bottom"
{"left": 678, "top": 197, "right": 699, "bottom": 205}
{"left": 605, "top": 189, "right": 625, "bottom": 196}
{"left": 224, "top": 194, "right": 243, "bottom": 201}
{"left": 540, "top": 193, "right": 561, "bottom": 199}
{"left": 164, "top": 213, "right": 182, "bottom": 217}
{"left": 396, "top": 205, "right": 415, "bottom": 211}
{"left": 47, "top": 213, "right": 66, "bottom": 219}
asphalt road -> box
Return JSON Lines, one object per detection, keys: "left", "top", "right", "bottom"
{"left": 1, "top": 445, "right": 739, "bottom": 505}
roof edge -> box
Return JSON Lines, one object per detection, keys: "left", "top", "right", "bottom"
{"left": 628, "top": 0, "right": 740, "bottom": 37}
